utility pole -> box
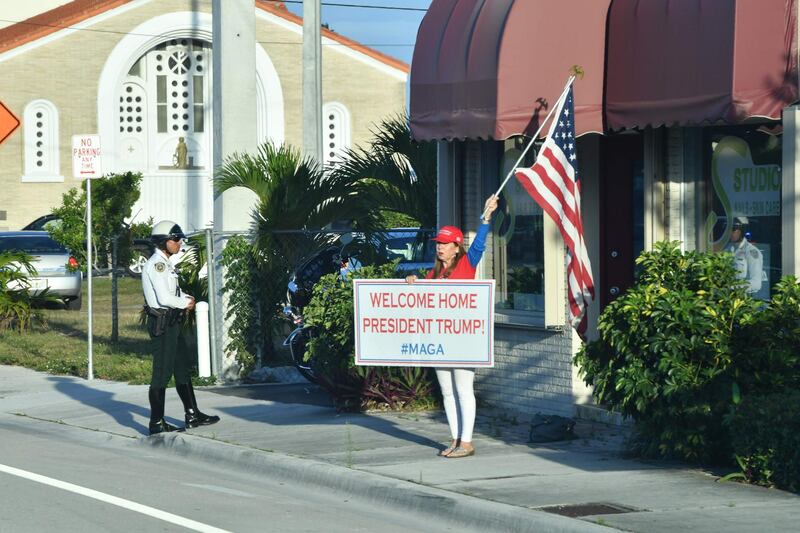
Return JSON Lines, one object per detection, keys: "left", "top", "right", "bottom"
{"left": 303, "top": 0, "right": 323, "bottom": 164}
{"left": 212, "top": 0, "right": 259, "bottom": 379}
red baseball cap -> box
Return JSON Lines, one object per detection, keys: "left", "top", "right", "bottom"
{"left": 431, "top": 226, "right": 463, "bottom": 244}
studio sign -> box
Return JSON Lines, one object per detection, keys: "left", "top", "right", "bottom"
{"left": 713, "top": 136, "right": 781, "bottom": 218}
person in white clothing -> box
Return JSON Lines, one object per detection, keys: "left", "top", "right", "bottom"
{"left": 728, "top": 216, "right": 763, "bottom": 295}
{"left": 406, "top": 195, "right": 499, "bottom": 459}
{"left": 142, "top": 220, "right": 219, "bottom": 435}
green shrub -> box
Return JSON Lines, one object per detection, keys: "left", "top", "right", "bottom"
{"left": 574, "top": 241, "right": 763, "bottom": 463}
{"left": 303, "top": 262, "right": 437, "bottom": 411}
{"left": 0, "top": 251, "right": 44, "bottom": 332}
{"left": 508, "top": 265, "right": 543, "bottom": 295}
{"left": 729, "top": 276, "right": 800, "bottom": 394}
{"left": 727, "top": 391, "right": 800, "bottom": 492}
{"left": 49, "top": 172, "right": 143, "bottom": 272}
{"left": 220, "top": 235, "right": 260, "bottom": 374}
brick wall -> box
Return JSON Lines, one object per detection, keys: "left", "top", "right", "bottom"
{"left": 476, "top": 325, "right": 576, "bottom": 417}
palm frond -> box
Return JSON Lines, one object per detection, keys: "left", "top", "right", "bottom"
{"left": 331, "top": 114, "right": 437, "bottom": 227}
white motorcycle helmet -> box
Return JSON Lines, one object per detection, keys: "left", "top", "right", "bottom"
{"left": 150, "top": 220, "right": 186, "bottom": 246}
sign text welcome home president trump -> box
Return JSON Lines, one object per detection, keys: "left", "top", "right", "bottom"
{"left": 353, "top": 279, "right": 495, "bottom": 367}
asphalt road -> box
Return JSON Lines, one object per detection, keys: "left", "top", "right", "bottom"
{"left": 0, "top": 415, "right": 470, "bottom": 533}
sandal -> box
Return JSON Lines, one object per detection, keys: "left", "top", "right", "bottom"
{"left": 438, "top": 443, "right": 458, "bottom": 457}
{"left": 445, "top": 446, "right": 475, "bottom": 458}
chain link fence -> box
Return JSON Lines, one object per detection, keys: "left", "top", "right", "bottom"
{"left": 204, "top": 227, "right": 436, "bottom": 370}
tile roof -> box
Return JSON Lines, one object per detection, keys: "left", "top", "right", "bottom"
{"left": 0, "top": 0, "right": 131, "bottom": 55}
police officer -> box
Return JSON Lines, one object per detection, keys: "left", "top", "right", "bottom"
{"left": 728, "top": 216, "right": 763, "bottom": 294}
{"left": 143, "top": 220, "right": 220, "bottom": 435}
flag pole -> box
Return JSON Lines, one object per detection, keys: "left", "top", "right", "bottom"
{"left": 482, "top": 75, "right": 575, "bottom": 218}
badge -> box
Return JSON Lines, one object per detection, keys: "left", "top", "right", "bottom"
{"left": 155, "top": 262, "right": 166, "bottom": 273}
{"left": 750, "top": 249, "right": 759, "bottom": 259}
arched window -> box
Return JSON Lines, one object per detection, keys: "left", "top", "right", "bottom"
{"left": 22, "top": 99, "right": 61, "bottom": 182}
{"left": 322, "top": 102, "right": 351, "bottom": 167}
{"left": 116, "top": 38, "right": 211, "bottom": 173}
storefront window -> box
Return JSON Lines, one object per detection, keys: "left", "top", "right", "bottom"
{"left": 493, "top": 143, "right": 545, "bottom": 323}
{"left": 704, "top": 126, "right": 782, "bottom": 299}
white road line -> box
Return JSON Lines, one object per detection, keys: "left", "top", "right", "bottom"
{"left": 0, "top": 463, "right": 232, "bottom": 533}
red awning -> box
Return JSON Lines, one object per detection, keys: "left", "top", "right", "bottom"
{"left": 605, "top": 0, "right": 799, "bottom": 130}
{"left": 410, "top": 0, "right": 609, "bottom": 141}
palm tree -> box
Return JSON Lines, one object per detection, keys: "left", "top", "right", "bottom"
{"left": 332, "top": 114, "right": 437, "bottom": 228}
{"left": 213, "top": 143, "right": 379, "bottom": 366}
{"left": 216, "top": 142, "right": 386, "bottom": 265}
{"left": 215, "top": 143, "right": 380, "bottom": 243}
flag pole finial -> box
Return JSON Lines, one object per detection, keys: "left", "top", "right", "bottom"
{"left": 570, "top": 65, "right": 585, "bottom": 80}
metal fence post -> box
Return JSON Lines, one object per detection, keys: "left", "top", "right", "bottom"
{"left": 111, "top": 233, "right": 119, "bottom": 343}
{"left": 205, "top": 228, "right": 219, "bottom": 377}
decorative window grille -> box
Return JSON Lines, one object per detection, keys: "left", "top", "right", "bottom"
{"left": 151, "top": 39, "right": 207, "bottom": 134}
{"left": 322, "top": 102, "right": 351, "bottom": 167}
{"left": 117, "top": 38, "right": 210, "bottom": 172}
{"left": 22, "top": 99, "right": 61, "bottom": 181}
{"left": 119, "top": 83, "right": 146, "bottom": 135}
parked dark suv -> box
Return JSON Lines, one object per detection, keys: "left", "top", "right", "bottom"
{"left": 375, "top": 228, "right": 436, "bottom": 273}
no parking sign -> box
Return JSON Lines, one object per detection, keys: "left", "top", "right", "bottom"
{"left": 72, "top": 134, "right": 103, "bottom": 381}
{"left": 72, "top": 134, "right": 102, "bottom": 179}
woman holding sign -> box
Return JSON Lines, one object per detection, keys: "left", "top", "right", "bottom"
{"left": 406, "top": 194, "right": 498, "bottom": 458}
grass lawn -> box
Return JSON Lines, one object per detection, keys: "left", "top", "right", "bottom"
{"left": 0, "top": 277, "right": 155, "bottom": 383}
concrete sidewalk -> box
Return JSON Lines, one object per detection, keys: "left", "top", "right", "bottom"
{"left": 1, "top": 365, "right": 797, "bottom": 532}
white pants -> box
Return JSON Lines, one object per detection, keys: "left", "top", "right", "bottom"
{"left": 435, "top": 368, "right": 476, "bottom": 442}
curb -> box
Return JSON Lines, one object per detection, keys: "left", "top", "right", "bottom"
{"left": 135, "top": 432, "right": 614, "bottom": 533}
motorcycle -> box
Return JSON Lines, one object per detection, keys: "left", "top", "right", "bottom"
{"left": 282, "top": 235, "right": 362, "bottom": 384}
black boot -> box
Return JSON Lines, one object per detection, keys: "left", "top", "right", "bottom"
{"left": 149, "top": 418, "right": 181, "bottom": 435}
{"left": 176, "top": 383, "right": 220, "bottom": 428}
{"left": 148, "top": 387, "right": 180, "bottom": 435}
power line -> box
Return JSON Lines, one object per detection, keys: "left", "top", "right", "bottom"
{"left": 0, "top": 18, "right": 167, "bottom": 39}
{"left": 258, "top": 40, "right": 413, "bottom": 47}
{"left": 0, "top": 19, "right": 415, "bottom": 47}
{"left": 266, "top": 0, "right": 428, "bottom": 12}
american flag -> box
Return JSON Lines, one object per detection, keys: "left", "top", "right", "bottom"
{"left": 514, "top": 83, "right": 595, "bottom": 336}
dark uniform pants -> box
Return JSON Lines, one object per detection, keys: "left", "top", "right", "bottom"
{"left": 149, "top": 319, "right": 192, "bottom": 388}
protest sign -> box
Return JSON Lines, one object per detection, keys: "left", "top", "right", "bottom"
{"left": 353, "top": 279, "right": 494, "bottom": 367}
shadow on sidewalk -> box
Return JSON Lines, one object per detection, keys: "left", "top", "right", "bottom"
{"left": 208, "top": 383, "right": 334, "bottom": 407}
{"left": 207, "top": 383, "right": 644, "bottom": 472}
{"left": 207, "top": 383, "right": 445, "bottom": 451}
{"left": 46, "top": 376, "right": 179, "bottom": 436}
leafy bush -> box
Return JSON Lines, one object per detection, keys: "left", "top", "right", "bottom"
{"left": 174, "top": 234, "right": 209, "bottom": 315}
{"left": 508, "top": 265, "right": 543, "bottom": 295}
{"left": 0, "top": 251, "right": 43, "bottom": 332}
{"left": 574, "top": 241, "right": 763, "bottom": 463}
{"left": 729, "top": 276, "right": 800, "bottom": 394}
{"left": 220, "top": 235, "right": 260, "bottom": 373}
{"left": 727, "top": 391, "right": 800, "bottom": 492}
{"left": 49, "top": 172, "right": 143, "bottom": 271}
{"left": 303, "top": 262, "right": 437, "bottom": 410}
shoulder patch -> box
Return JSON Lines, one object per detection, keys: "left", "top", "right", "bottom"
{"left": 750, "top": 249, "right": 760, "bottom": 259}
{"left": 155, "top": 262, "right": 166, "bottom": 273}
